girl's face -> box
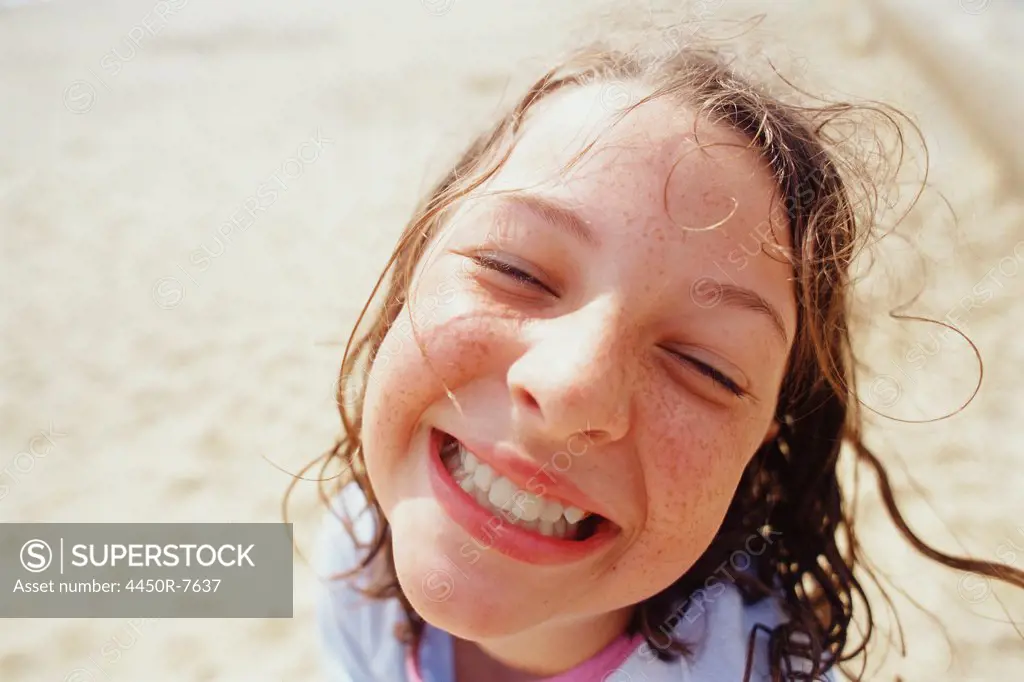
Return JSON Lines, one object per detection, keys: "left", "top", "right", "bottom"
{"left": 361, "top": 84, "right": 797, "bottom": 642}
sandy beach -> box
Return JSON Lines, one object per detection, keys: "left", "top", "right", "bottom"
{"left": 1, "top": 0, "right": 1022, "bottom": 679}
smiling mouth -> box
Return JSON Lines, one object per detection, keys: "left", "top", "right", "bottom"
{"left": 435, "top": 430, "right": 609, "bottom": 542}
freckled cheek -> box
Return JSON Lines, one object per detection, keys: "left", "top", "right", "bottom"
{"left": 633, "top": 424, "right": 752, "bottom": 554}
{"left": 363, "top": 288, "right": 521, "bottom": 436}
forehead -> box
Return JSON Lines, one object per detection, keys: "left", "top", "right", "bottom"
{"left": 483, "top": 84, "right": 789, "bottom": 244}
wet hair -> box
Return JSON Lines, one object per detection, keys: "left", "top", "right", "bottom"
{"left": 288, "top": 40, "right": 1024, "bottom": 681}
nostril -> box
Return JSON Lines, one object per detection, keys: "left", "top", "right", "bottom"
{"left": 512, "top": 386, "right": 541, "bottom": 412}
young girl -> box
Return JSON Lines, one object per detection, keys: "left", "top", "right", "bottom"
{"left": 301, "top": 40, "right": 1024, "bottom": 682}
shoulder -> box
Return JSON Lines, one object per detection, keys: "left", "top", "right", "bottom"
{"left": 619, "top": 582, "right": 837, "bottom": 681}
{"left": 313, "top": 483, "right": 408, "bottom": 682}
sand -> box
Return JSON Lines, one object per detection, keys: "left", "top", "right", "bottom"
{"left": 0, "top": 0, "right": 1021, "bottom": 680}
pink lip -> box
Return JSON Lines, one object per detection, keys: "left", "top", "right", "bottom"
{"left": 427, "top": 428, "right": 619, "bottom": 566}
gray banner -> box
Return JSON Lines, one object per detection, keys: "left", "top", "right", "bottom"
{"left": 0, "top": 524, "right": 293, "bottom": 617}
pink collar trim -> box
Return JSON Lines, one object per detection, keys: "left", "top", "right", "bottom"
{"left": 405, "top": 642, "right": 422, "bottom": 681}
{"left": 542, "top": 632, "right": 642, "bottom": 681}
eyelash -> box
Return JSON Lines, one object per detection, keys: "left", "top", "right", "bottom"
{"left": 471, "top": 252, "right": 745, "bottom": 398}
{"left": 469, "top": 253, "right": 554, "bottom": 293}
{"left": 669, "top": 352, "right": 746, "bottom": 397}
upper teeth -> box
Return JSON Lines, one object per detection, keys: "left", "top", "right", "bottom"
{"left": 447, "top": 441, "right": 591, "bottom": 536}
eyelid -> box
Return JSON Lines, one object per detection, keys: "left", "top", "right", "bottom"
{"left": 476, "top": 221, "right": 565, "bottom": 289}
{"left": 464, "top": 250, "right": 558, "bottom": 296}
{"left": 663, "top": 347, "right": 749, "bottom": 397}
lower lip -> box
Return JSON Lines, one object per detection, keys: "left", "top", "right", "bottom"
{"left": 426, "top": 428, "right": 619, "bottom": 566}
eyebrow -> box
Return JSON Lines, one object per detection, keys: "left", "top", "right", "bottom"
{"left": 498, "top": 193, "right": 600, "bottom": 248}
{"left": 706, "top": 281, "right": 790, "bottom": 344}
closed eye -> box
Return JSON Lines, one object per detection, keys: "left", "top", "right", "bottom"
{"left": 469, "top": 253, "right": 556, "bottom": 295}
{"left": 666, "top": 350, "right": 746, "bottom": 397}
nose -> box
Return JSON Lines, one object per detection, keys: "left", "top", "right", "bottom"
{"left": 506, "top": 301, "right": 632, "bottom": 447}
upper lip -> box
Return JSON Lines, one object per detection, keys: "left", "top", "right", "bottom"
{"left": 441, "top": 429, "right": 614, "bottom": 523}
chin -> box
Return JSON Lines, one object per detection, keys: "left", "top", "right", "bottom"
{"left": 387, "top": 504, "right": 560, "bottom": 641}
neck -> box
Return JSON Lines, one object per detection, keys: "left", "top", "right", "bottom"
{"left": 455, "top": 606, "right": 634, "bottom": 681}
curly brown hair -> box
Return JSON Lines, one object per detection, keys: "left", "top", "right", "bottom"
{"left": 289, "top": 42, "right": 1024, "bottom": 681}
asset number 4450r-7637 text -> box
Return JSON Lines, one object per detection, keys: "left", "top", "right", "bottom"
{"left": 124, "top": 578, "right": 221, "bottom": 593}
